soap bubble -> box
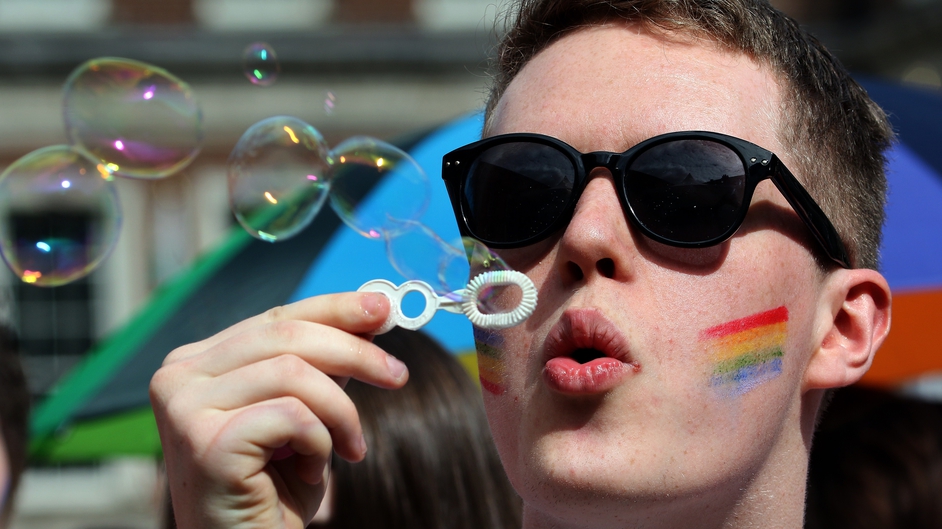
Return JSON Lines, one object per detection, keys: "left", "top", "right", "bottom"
{"left": 384, "top": 219, "right": 466, "bottom": 294}
{"left": 461, "top": 237, "right": 521, "bottom": 314}
{"left": 0, "top": 145, "right": 121, "bottom": 287}
{"left": 385, "top": 221, "right": 518, "bottom": 313}
{"left": 324, "top": 91, "right": 337, "bottom": 115}
{"left": 228, "top": 116, "right": 332, "bottom": 242}
{"left": 328, "top": 137, "right": 430, "bottom": 239}
{"left": 243, "top": 42, "right": 279, "bottom": 86}
{"left": 63, "top": 57, "right": 203, "bottom": 179}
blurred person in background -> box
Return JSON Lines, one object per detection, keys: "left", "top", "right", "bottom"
{"left": 161, "top": 327, "right": 521, "bottom": 529}
{"left": 309, "top": 328, "right": 521, "bottom": 529}
{"left": 0, "top": 325, "right": 29, "bottom": 529}
{"left": 806, "top": 385, "right": 942, "bottom": 529}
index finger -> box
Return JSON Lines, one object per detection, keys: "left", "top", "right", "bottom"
{"left": 167, "top": 291, "right": 390, "bottom": 365}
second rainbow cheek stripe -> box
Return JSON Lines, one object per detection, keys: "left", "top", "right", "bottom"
{"left": 474, "top": 326, "right": 506, "bottom": 395}
{"left": 701, "top": 306, "right": 789, "bottom": 396}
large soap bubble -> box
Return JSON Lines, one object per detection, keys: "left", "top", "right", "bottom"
{"left": 328, "top": 137, "right": 430, "bottom": 239}
{"left": 228, "top": 116, "right": 332, "bottom": 242}
{"left": 0, "top": 145, "right": 121, "bottom": 287}
{"left": 63, "top": 57, "right": 203, "bottom": 179}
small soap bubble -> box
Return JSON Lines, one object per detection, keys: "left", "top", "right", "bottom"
{"left": 228, "top": 116, "right": 331, "bottom": 242}
{"left": 243, "top": 43, "right": 279, "bottom": 86}
{"left": 63, "top": 57, "right": 203, "bottom": 179}
{"left": 385, "top": 222, "right": 517, "bottom": 312}
{"left": 462, "top": 237, "right": 520, "bottom": 314}
{"left": 0, "top": 145, "right": 121, "bottom": 287}
{"left": 328, "top": 137, "right": 430, "bottom": 240}
{"left": 385, "top": 219, "right": 466, "bottom": 294}
{"left": 324, "top": 91, "right": 337, "bottom": 115}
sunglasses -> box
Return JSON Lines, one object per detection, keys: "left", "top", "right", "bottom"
{"left": 442, "top": 131, "right": 850, "bottom": 268}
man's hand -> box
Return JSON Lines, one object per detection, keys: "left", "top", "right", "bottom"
{"left": 150, "top": 292, "right": 408, "bottom": 529}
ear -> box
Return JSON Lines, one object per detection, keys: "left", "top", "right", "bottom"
{"left": 803, "top": 268, "right": 891, "bottom": 390}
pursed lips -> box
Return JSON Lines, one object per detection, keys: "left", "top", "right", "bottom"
{"left": 542, "top": 308, "right": 640, "bottom": 394}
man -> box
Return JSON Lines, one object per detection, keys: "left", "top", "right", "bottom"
{"left": 150, "top": 1, "right": 893, "bottom": 528}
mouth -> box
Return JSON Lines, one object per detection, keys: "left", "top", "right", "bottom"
{"left": 542, "top": 309, "right": 639, "bottom": 395}
{"left": 570, "top": 348, "right": 608, "bottom": 364}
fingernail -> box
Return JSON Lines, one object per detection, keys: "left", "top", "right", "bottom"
{"left": 360, "top": 292, "right": 387, "bottom": 318}
{"left": 386, "top": 354, "right": 407, "bottom": 380}
{"left": 358, "top": 433, "right": 368, "bottom": 456}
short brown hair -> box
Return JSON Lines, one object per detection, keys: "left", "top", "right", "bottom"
{"left": 485, "top": 0, "right": 893, "bottom": 269}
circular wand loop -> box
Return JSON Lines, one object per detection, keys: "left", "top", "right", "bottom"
{"left": 357, "top": 270, "right": 537, "bottom": 334}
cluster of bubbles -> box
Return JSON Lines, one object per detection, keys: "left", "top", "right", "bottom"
{"left": 0, "top": 57, "right": 202, "bottom": 286}
{"left": 229, "top": 43, "right": 514, "bottom": 307}
{"left": 227, "top": 114, "right": 514, "bottom": 310}
{"left": 3, "top": 43, "right": 514, "bottom": 315}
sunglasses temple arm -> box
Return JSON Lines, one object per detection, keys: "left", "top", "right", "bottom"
{"left": 769, "top": 162, "right": 852, "bottom": 268}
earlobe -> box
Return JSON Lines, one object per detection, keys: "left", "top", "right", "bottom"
{"left": 803, "top": 268, "right": 892, "bottom": 390}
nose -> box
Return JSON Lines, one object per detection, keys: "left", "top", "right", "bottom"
{"left": 555, "top": 169, "right": 636, "bottom": 284}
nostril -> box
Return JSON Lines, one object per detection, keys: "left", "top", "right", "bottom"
{"left": 597, "top": 258, "right": 615, "bottom": 278}
{"left": 567, "top": 261, "right": 584, "bottom": 281}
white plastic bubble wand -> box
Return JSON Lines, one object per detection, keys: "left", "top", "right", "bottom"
{"left": 358, "top": 269, "right": 538, "bottom": 333}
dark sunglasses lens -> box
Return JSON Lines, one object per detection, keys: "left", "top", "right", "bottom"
{"left": 624, "top": 139, "right": 746, "bottom": 244}
{"left": 462, "top": 142, "right": 575, "bottom": 243}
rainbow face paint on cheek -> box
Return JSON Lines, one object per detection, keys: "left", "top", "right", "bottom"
{"left": 474, "top": 326, "right": 507, "bottom": 395}
{"left": 701, "top": 306, "right": 788, "bottom": 395}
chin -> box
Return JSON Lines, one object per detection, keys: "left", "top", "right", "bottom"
{"left": 498, "top": 404, "right": 770, "bottom": 523}
{"left": 515, "top": 445, "right": 759, "bottom": 529}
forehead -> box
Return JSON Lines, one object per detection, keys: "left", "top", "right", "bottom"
{"left": 489, "top": 24, "right": 784, "bottom": 154}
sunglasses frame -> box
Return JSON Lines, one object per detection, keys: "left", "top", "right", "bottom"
{"left": 442, "top": 130, "right": 851, "bottom": 268}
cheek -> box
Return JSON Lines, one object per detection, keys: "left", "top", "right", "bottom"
{"left": 697, "top": 306, "right": 789, "bottom": 397}
{"left": 473, "top": 323, "right": 536, "bottom": 396}
{"left": 474, "top": 326, "right": 510, "bottom": 396}
{"left": 645, "top": 258, "right": 812, "bottom": 400}
{"left": 474, "top": 325, "right": 532, "bottom": 471}
{"left": 481, "top": 388, "right": 526, "bottom": 494}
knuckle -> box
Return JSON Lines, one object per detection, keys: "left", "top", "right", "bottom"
{"left": 284, "top": 396, "right": 313, "bottom": 424}
{"left": 157, "top": 393, "right": 202, "bottom": 444}
{"left": 149, "top": 362, "right": 187, "bottom": 407}
{"left": 263, "top": 304, "right": 288, "bottom": 323}
{"left": 265, "top": 319, "right": 304, "bottom": 344}
{"left": 163, "top": 344, "right": 193, "bottom": 366}
{"left": 163, "top": 393, "right": 189, "bottom": 424}
{"left": 272, "top": 353, "right": 310, "bottom": 379}
{"left": 161, "top": 377, "right": 199, "bottom": 414}
{"left": 148, "top": 366, "right": 172, "bottom": 402}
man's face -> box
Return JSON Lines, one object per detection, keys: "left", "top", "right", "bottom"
{"left": 479, "top": 24, "right": 828, "bottom": 524}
